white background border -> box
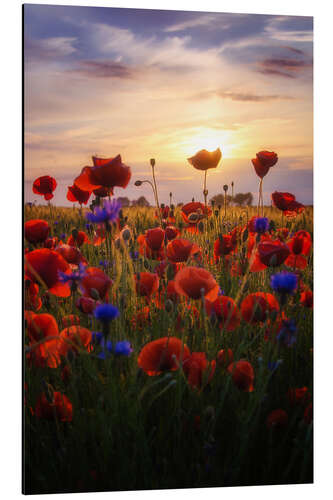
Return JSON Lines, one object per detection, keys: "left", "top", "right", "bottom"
{"left": 1, "top": 0, "right": 332, "bottom": 498}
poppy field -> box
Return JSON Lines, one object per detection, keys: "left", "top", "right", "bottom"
{"left": 24, "top": 152, "right": 313, "bottom": 494}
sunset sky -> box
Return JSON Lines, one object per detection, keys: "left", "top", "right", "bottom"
{"left": 24, "top": 4, "right": 313, "bottom": 206}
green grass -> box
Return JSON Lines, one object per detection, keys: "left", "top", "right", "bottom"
{"left": 24, "top": 204, "right": 313, "bottom": 494}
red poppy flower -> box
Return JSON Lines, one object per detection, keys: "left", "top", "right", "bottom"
{"left": 25, "top": 248, "right": 71, "bottom": 297}
{"left": 266, "top": 409, "right": 288, "bottom": 429}
{"left": 300, "top": 290, "right": 313, "bottom": 308}
{"left": 181, "top": 202, "right": 212, "bottom": 225}
{"left": 257, "top": 240, "right": 290, "bottom": 267}
{"left": 166, "top": 280, "right": 181, "bottom": 303}
{"left": 93, "top": 186, "right": 113, "bottom": 197}
{"left": 183, "top": 352, "right": 216, "bottom": 390}
{"left": 138, "top": 336, "right": 190, "bottom": 376}
{"left": 145, "top": 227, "right": 165, "bottom": 251}
{"left": 32, "top": 175, "right": 57, "bottom": 200}
{"left": 205, "top": 296, "right": 240, "bottom": 331}
{"left": 252, "top": 151, "right": 278, "bottom": 178}
{"left": 166, "top": 239, "right": 201, "bottom": 263}
{"left": 26, "top": 312, "right": 59, "bottom": 342}
{"left": 217, "top": 348, "right": 234, "bottom": 367}
{"left": 44, "top": 237, "right": 59, "bottom": 250}
{"left": 165, "top": 225, "right": 179, "bottom": 241}
{"left": 131, "top": 306, "right": 151, "bottom": 330}
{"left": 67, "top": 231, "right": 90, "bottom": 247}
{"left": 287, "top": 387, "right": 310, "bottom": 406}
{"left": 55, "top": 244, "right": 87, "bottom": 265}
{"left": 214, "top": 235, "right": 236, "bottom": 262}
{"left": 135, "top": 272, "right": 159, "bottom": 298}
{"left": 24, "top": 219, "right": 50, "bottom": 244}
{"left": 228, "top": 360, "right": 254, "bottom": 392}
{"left": 62, "top": 314, "right": 80, "bottom": 328}
{"left": 271, "top": 191, "right": 305, "bottom": 217}
{"left": 27, "top": 335, "right": 62, "bottom": 369}
{"left": 187, "top": 148, "right": 222, "bottom": 171}
{"left": 241, "top": 292, "right": 279, "bottom": 324}
{"left": 58, "top": 326, "right": 92, "bottom": 356}
{"left": 285, "top": 230, "right": 312, "bottom": 269}
{"left": 276, "top": 228, "right": 290, "bottom": 241}
{"left": 79, "top": 267, "right": 112, "bottom": 300}
{"left": 174, "top": 266, "right": 219, "bottom": 301}
{"left": 35, "top": 391, "right": 73, "bottom": 422}
{"left": 67, "top": 184, "right": 91, "bottom": 205}
{"left": 93, "top": 226, "right": 106, "bottom": 246}
{"left": 76, "top": 296, "right": 101, "bottom": 314}
{"left": 24, "top": 280, "right": 42, "bottom": 311}
{"left": 74, "top": 155, "right": 131, "bottom": 191}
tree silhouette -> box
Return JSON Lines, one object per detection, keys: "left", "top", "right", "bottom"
{"left": 131, "top": 196, "right": 150, "bottom": 207}
{"left": 117, "top": 197, "right": 130, "bottom": 207}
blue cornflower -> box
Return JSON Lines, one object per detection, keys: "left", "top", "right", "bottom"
{"left": 60, "top": 233, "right": 66, "bottom": 240}
{"left": 99, "top": 259, "right": 110, "bottom": 270}
{"left": 130, "top": 250, "right": 139, "bottom": 261}
{"left": 58, "top": 263, "right": 87, "bottom": 284}
{"left": 91, "top": 331, "right": 103, "bottom": 346}
{"left": 114, "top": 341, "right": 133, "bottom": 357}
{"left": 94, "top": 303, "right": 120, "bottom": 322}
{"left": 270, "top": 272, "right": 298, "bottom": 295}
{"left": 277, "top": 319, "right": 297, "bottom": 347}
{"left": 254, "top": 217, "right": 269, "bottom": 234}
{"left": 86, "top": 199, "right": 121, "bottom": 224}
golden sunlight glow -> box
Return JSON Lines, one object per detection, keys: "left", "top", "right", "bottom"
{"left": 177, "top": 127, "right": 235, "bottom": 160}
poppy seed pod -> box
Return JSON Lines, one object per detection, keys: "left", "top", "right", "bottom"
{"left": 223, "top": 185, "right": 228, "bottom": 192}
{"left": 150, "top": 158, "right": 156, "bottom": 167}
{"left": 135, "top": 180, "right": 143, "bottom": 186}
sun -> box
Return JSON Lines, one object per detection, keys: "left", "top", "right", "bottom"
{"left": 177, "top": 127, "right": 234, "bottom": 159}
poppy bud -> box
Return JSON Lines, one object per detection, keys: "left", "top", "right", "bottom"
{"left": 218, "top": 204, "right": 221, "bottom": 210}
{"left": 150, "top": 158, "right": 156, "bottom": 167}
{"left": 192, "top": 197, "right": 195, "bottom": 202}
{"left": 121, "top": 228, "right": 131, "bottom": 241}
{"left": 214, "top": 210, "right": 219, "bottom": 217}
{"left": 198, "top": 221, "right": 204, "bottom": 233}
{"left": 90, "top": 288, "right": 100, "bottom": 300}
{"left": 165, "top": 299, "right": 174, "bottom": 313}
{"left": 223, "top": 185, "right": 228, "bottom": 192}
{"left": 135, "top": 180, "right": 143, "bottom": 186}
{"left": 203, "top": 189, "right": 208, "bottom": 197}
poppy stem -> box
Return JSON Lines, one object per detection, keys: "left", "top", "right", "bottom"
{"left": 151, "top": 163, "right": 161, "bottom": 216}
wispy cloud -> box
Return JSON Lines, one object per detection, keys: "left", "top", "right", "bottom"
{"left": 196, "top": 90, "right": 295, "bottom": 102}
{"left": 70, "top": 60, "right": 136, "bottom": 79}
{"left": 25, "top": 36, "right": 77, "bottom": 61}
{"left": 164, "top": 14, "right": 227, "bottom": 33}
{"left": 256, "top": 57, "right": 312, "bottom": 79}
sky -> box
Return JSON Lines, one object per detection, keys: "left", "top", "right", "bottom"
{"left": 24, "top": 4, "right": 313, "bottom": 206}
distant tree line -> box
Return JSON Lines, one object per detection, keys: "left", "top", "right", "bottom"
{"left": 210, "top": 192, "right": 253, "bottom": 207}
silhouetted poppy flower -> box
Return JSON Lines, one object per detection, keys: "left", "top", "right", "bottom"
{"left": 35, "top": 391, "right": 73, "bottom": 422}
{"left": 300, "top": 290, "right": 313, "bottom": 308}
{"left": 266, "top": 409, "right": 288, "bottom": 429}
{"left": 62, "top": 314, "right": 80, "bottom": 328}
{"left": 67, "top": 231, "right": 90, "bottom": 247}
{"left": 167, "top": 239, "right": 201, "bottom": 263}
{"left": 241, "top": 292, "right": 279, "bottom": 323}
{"left": 26, "top": 312, "right": 59, "bottom": 342}
{"left": 252, "top": 151, "right": 278, "bottom": 178}
{"left": 135, "top": 272, "right": 159, "bottom": 298}
{"left": 205, "top": 296, "right": 240, "bottom": 331}
{"left": 33, "top": 175, "right": 57, "bottom": 200}
{"left": 228, "top": 360, "right": 254, "bottom": 392}
{"left": 25, "top": 248, "right": 71, "bottom": 297}
{"left": 165, "top": 225, "right": 179, "bottom": 241}
{"left": 24, "top": 219, "right": 50, "bottom": 244}
{"left": 79, "top": 267, "right": 112, "bottom": 300}
{"left": 174, "top": 266, "right": 219, "bottom": 301}
{"left": 257, "top": 240, "right": 290, "bottom": 267}
{"left": 55, "top": 244, "right": 87, "bottom": 265}
{"left": 58, "top": 326, "right": 92, "bottom": 357}
{"left": 271, "top": 191, "right": 305, "bottom": 217}
{"left": 183, "top": 352, "right": 216, "bottom": 390}
{"left": 214, "top": 234, "right": 236, "bottom": 262}
{"left": 287, "top": 387, "right": 310, "bottom": 406}
{"left": 138, "top": 336, "right": 190, "bottom": 376}
{"left": 67, "top": 184, "right": 91, "bottom": 205}
{"left": 74, "top": 155, "right": 131, "bottom": 191}
{"left": 217, "top": 348, "right": 234, "bottom": 367}
{"left": 303, "top": 403, "right": 313, "bottom": 425}
{"left": 187, "top": 148, "right": 222, "bottom": 171}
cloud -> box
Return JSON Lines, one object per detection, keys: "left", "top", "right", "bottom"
{"left": 256, "top": 57, "right": 312, "bottom": 79}
{"left": 205, "top": 90, "right": 295, "bottom": 102}
{"left": 25, "top": 36, "right": 77, "bottom": 61}
{"left": 70, "top": 60, "right": 136, "bottom": 79}
{"left": 163, "top": 14, "right": 226, "bottom": 33}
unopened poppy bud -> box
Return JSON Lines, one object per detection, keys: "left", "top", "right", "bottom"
{"left": 121, "top": 228, "right": 131, "bottom": 241}
{"left": 135, "top": 180, "right": 143, "bottom": 186}
{"left": 192, "top": 197, "right": 195, "bottom": 202}
{"left": 150, "top": 158, "right": 156, "bottom": 167}
{"left": 90, "top": 288, "right": 100, "bottom": 300}
{"left": 231, "top": 181, "right": 234, "bottom": 187}
{"left": 223, "top": 185, "right": 228, "bottom": 192}
{"left": 218, "top": 204, "right": 221, "bottom": 210}
{"left": 161, "top": 203, "right": 165, "bottom": 209}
